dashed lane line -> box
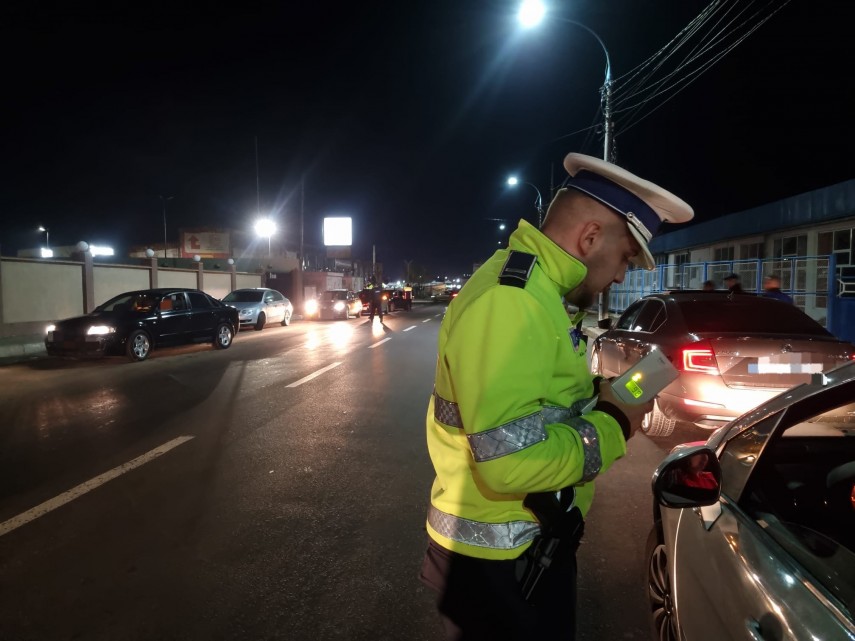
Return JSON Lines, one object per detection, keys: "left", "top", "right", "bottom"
{"left": 403, "top": 326, "right": 417, "bottom": 332}
{"left": 368, "top": 338, "right": 392, "bottom": 349}
{"left": 0, "top": 436, "right": 195, "bottom": 538}
{"left": 423, "top": 318, "right": 432, "bottom": 323}
{"left": 286, "top": 361, "right": 342, "bottom": 388}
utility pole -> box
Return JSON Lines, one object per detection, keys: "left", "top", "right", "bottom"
{"left": 159, "top": 195, "right": 173, "bottom": 259}
{"left": 598, "top": 50, "right": 615, "bottom": 324}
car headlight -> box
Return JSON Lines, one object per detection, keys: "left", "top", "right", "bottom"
{"left": 333, "top": 302, "right": 345, "bottom": 311}
{"left": 46, "top": 324, "right": 56, "bottom": 334}
{"left": 87, "top": 325, "right": 115, "bottom": 335}
{"left": 239, "top": 308, "right": 254, "bottom": 317}
{"left": 305, "top": 300, "right": 319, "bottom": 314}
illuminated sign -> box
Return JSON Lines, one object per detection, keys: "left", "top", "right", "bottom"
{"left": 323, "top": 217, "right": 352, "bottom": 246}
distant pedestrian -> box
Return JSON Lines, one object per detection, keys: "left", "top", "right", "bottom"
{"left": 702, "top": 280, "right": 715, "bottom": 292}
{"left": 367, "top": 276, "right": 384, "bottom": 323}
{"left": 723, "top": 273, "right": 745, "bottom": 294}
{"left": 762, "top": 274, "right": 793, "bottom": 303}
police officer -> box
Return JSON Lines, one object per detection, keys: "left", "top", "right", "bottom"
{"left": 367, "top": 276, "right": 384, "bottom": 323}
{"left": 419, "top": 153, "right": 694, "bottom": 639}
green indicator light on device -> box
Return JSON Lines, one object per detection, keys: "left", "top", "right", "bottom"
{"left": 625, "top": 379, "right": 643, "bottom": 399}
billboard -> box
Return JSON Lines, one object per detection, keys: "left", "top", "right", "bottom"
{"left": 323, "top": 217, "right": 352, "bottom": 246}
{"left": 180, "top": 229, "right": 231, "bottom": 259}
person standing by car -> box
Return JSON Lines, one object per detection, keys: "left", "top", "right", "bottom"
{"left": 724, "top": 272, "right": 745, "bottom": 294}
{"left": 419, "top": 152, "right": 694, "bottom": 639}
{"left": 761, "top": 274, "right": 794, "bottom": 303}
{"left": 367, "top": 276, "right": 384, "bottom": 323}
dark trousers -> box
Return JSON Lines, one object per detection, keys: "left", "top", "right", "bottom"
{"left": 369, "top": 300, "right": 383, "bottom": 321}
{"left": 419, "top": 539, "right": 578, "bottom": 640}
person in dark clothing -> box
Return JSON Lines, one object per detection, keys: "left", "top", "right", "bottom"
{"left": 368, "top": 278, "right": 384, "bottom": 323}
{"left": 702, "top": 280, "right": 715, "bottom": 291}
{"left": 761, "top": 274, "right": 794, "bottom": 303}
{"left": 723, "top": 273, "right": 745, "bottom": 294}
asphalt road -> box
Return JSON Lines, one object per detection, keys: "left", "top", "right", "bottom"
{"left": 0, "top": 305, "right": 709, "bottom": 641}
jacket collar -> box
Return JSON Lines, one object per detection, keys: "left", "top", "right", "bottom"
{"left": 508, "top": 220, "right": 587, "bottom": 298}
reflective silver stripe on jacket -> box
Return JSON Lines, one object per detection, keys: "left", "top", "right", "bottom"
{"left": 433, "top": 392, "right": 463, "bottom": 428}
{"left": 428, "top": 505, "right": 540, "bottom": 550}
{"left": 467, "top": 411, "right": 548, "bottom": 462}
{"left": 566, "top": 417, "right": 602, "bottom": 482}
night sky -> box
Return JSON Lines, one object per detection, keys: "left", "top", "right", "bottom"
{"left": 2, "top": 0, "right": 853, "bottom": 280}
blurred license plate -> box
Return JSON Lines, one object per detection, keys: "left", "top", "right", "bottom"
{"left": 749, "top": 354, "right": 823, "bottom": 374}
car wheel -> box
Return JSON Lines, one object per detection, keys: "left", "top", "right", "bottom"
{"left": 641, "top": 401, "right": 677, "bottom": 437}
{"left": 126, "top": 330, "right": 151, "bottom": 362}
{"left": 254, "top": 312, "right": 266, "bottom": 331}
{"left": 281, "top": 311, "right": 291, "bottom": 326}
{"left": 213, "top": 323, "right": 234, "bottom": 349}
{"left": 646, "top": 527, "right": 679, "bottom": 641}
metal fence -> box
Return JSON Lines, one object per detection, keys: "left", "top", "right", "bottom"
{"left": 608, "top": 256, "right": 836, "bottom": 328}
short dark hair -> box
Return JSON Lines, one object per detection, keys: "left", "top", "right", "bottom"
{"left": 724, "top": 273, "right": 739, "bottom": 281}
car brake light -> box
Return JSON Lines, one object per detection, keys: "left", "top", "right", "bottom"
{"left": 680, "top": 341, "right": 720, "bottom": 374}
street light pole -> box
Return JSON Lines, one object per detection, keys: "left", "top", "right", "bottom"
{"left": 159, "top": 195, "right": 173, "bottom": 259}
{"left": 38, "top": 225, "right": 49, "bottom": 249}
{"left": 507, "top": 177, "right": 544, "bottom": 227}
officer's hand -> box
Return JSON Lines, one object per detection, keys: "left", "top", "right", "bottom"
{"left": 596, "top": 379, "right": 655, "bottom": 440}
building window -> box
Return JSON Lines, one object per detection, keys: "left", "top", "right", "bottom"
{"left": 740, "top": 242, "right": 764, "bottom": 259}
{"left": 773, "top": 234, "right": 807, "bottom": 258}
{"left": 713, "top": 246, "right": 734, "bottom": 262}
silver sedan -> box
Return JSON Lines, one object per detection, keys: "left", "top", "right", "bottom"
{"left": 648, "top": 360, "right": 855, "bottom": 641}
{"left": 222, "top": 288, "right": 293, "bottom": 331}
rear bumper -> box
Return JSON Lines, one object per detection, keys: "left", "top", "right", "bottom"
{"left": 658, "top": 388, "right": 781, "bottom": 429}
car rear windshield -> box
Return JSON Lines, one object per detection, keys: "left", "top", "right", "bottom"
{"left": 677, "top": 299, "right": 830, "bottom": 336}
{"left": 223, "top": 291, "right": 263, "bottom": 303}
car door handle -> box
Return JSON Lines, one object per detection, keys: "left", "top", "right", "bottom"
{"left": 745, "top": 618, "right": 767, "bottom": 641}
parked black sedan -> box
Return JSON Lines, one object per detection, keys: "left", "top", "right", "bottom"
{"left": 45, "top": 288, "right": 240, "bottom": 362}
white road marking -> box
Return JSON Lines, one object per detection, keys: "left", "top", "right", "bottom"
{"left": 423, "top": 318, "right": 432, "bottom": 323}
{"left": 0, "top": 436, "right": 195, "bottom": 538}
{"left": 403, "top": 326, "right": 417, "bottom": 332}
{"left": 368, "top": 338, "right": 392, "bottom": 349}
{"left": 286, "top": 361, "right": 342, "bottom": 387}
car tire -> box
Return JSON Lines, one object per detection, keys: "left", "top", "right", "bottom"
{"left": 213, "top": 323, "right": 234, "bottom": 350}
{"left": 646, "top": 526, "right": 680, "bottom": 641}
{"left": 254, "top": 313, "right": 266, "bottom": 331}
{"left": 126, "top": 330, "right": 152, "bottom": 362}
{"left": 281, "top": 311, "right": 291, "bottom": 326}
{"left": 642, "top": 401, "right": 677, "bottom": 437}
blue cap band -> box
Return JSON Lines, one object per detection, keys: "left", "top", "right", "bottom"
{"left": 565, "top": 170, "right": 661, "bottom": 240}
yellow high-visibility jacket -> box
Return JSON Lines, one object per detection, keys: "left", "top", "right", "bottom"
{"left": 426, "top": 220, "right": 629, "bottom": 560}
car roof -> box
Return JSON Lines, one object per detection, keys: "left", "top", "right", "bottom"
{"left": 120, "top": 288, "right": 201, "bottom": 296}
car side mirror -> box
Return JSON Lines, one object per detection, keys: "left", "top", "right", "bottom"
{"left": 652, "top": 445, "right": 722, "bottom": 509}
{"left": 597, "top": 317, "right": 614, "bottom": 330}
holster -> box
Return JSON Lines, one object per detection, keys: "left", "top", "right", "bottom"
{"left": 517, "top": 493, "right": 585, "bottom": 602}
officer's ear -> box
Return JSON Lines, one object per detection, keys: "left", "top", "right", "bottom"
{"left": 577, "top": 220, "right": 605, "bottom": 258}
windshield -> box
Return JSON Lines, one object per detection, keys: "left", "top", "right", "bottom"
{"left": 95, "top": 293, "right": 158, "bottom": 313}
{"left": 223, "top": 290, "right": 264, "bottom": 303}
{"left": 678, "top": 299, "right": 830, "bottom": 336}
{"left": 322, "top": 291, "right": 347, "bottom": 301}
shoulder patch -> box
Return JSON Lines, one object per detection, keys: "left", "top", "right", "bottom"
{"left": 498, "top": 251, "right": 537, "bottom": 288}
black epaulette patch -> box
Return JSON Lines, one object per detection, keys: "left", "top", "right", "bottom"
{"left": 498, "top": 251, "right": 537, "bottom": 288}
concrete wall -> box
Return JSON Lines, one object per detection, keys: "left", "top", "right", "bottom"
{"left": 0, "top": 255, "right": 263, "bottom": 338}
{"left": 93, "top": 265, "right": 151, "bottom": 306}
{"left": 236, "top": 274, "right": 261, "bottom": 289}
{"left": 158, "top": 269, "right": 198, "bottom": 289}
{"left": 205, "top": 272, "right": 232, "bottom": 300}
{"left": 1, "top": 259, "right": 84, "bottom": 323}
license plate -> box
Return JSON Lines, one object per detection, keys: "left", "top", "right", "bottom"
{"left": 749, "top": 354, "right": 823, "bottom": 374}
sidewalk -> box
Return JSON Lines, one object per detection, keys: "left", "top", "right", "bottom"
{"left": 0, "top": 333, "right": 46, "bottom": 363}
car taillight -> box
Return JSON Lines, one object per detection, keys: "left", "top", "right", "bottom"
{"left": 680, "top": 341, "right": 720, "bottom": 374}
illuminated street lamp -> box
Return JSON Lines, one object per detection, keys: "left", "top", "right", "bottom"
{"left": 516, "top": 1, "right": 613, "bottom": 163}
{"left": 506, "top": 176, "right": 544, "bottom": 227}
{"left": 254, "top": 217, "right": 277, "bottom": 257}
{"left": 37, "top": 226, "right": 53, "bottom": 258}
